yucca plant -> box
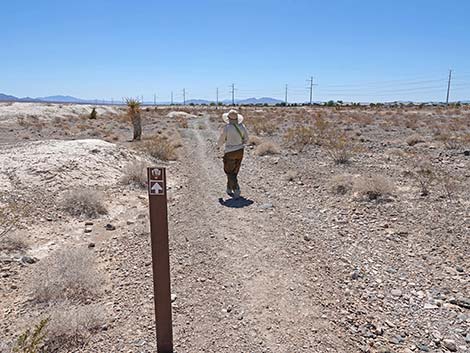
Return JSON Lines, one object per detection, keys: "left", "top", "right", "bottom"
{"left": 126, "top": 98, "right": 142, "bottom": 141}
{"left": 89, "top": 107, "right": 97, "bottom": 119}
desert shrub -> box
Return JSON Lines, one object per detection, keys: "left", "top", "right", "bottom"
{"left": 353, "top": 175, "right": 395, "bottom": 201}
{"left": 176, "top": 117, "right": 188, "bottom": 128}
{"left": 0, "top": 194, "right": 28, "bottom": 239}
{"left": 248, "top": 135, "right": 262, "bottom": 146}
{"left": 406, "top": 134, "right": 425, "bottom": 146}
{"left": 250, "top": 118, "right": 277, "bottom": 135}
{"left": 255, "top": 141, "right": 280, "bottom": 156}
{"left": 168, "top": 131, "right": 183, "bottom": 148}
{"left": 0, "top": 233, "right": 28, "bottom": 253}
{"left": 140, "top": 135, "right": 178, "bottom": 161}
{"left": 322, "top": 131, "right": 361, "bottom": 164}
{"left": 284, "top": 125, "right": 316, "bottom": 152}
{"left": 437, "top": 171, "right": 460, "bottom": 201}
{"left": 434, "top": 129, "right": 469, "bottom": 149}
{"left": 330, "top": 174, "right": 354, "bottom": 195}
{"left": 12, "top": 318, "right": 49, "bottom": 353}
{"left": 406, "top": 155, "right": 436, "bottom": 196}
{"left": 46, "top": 303, "right": 106, "bottom": 351}
{"left": 120, "top": 160, "right": 147, "bottom": 188}
{"left": 89, "top": 108, "right": 97, "bottom": 120}
{"left": 404, "top": 114, "right": 419, "bottom": 129}
{"left": 313, "top": 115, "right": 331, "bottom": 139}
{"left": 61, "top": 189, "right": 107, "bottom": 218}
{"left": 31, "top": 247, "right": 103, "bottom": 302}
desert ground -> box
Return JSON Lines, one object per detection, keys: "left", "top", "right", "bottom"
{"left": 0, "top": 102, "right": 469, "bottom": 353}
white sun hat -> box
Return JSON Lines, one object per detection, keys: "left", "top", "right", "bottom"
{"left": 222, "top": 109, "right": 244, "bottom": 124}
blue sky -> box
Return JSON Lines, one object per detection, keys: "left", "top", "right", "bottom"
{"left": 1, "top": 0, "right": 469, "bottom": 102}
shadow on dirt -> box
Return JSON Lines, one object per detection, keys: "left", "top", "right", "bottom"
{"left": 218, "top": 197, "right": 254, "bottom": 208}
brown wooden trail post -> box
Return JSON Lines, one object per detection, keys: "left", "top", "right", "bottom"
{"left": 147, "top": 167, "right": 173, "bottom": 353}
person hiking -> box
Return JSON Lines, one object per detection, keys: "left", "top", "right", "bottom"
{"left": 217, "top": 109, "right": 249, "bottom": 198}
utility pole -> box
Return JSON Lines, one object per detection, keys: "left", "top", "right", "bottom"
{"left": 231, "top": 83, "right": 235, "bottom": 106}
{"left": 446, "top": 69, "right": 452, "bottom": 106}
{"left": 111, "top": 98, "right": 114, "bottom": 105}
{"left": 308, "top": 76, "right": 314, "bottom": 105}
{"left": 171, "top": 91, "right": 173, "bottom": 105}
{"left": 183, "top": 89, "right": 186, "bottom": 105}
{"left": 216, "top": 87, "right": 219, "bottom": 108}
{"left": 154, "top": 93, "right": 157, "bottom": 106}
{"left": 285, "top": 84, "right": 288, "bottom": 105}
{"left": 141, "top": 95, "right": 144, "bottom": 104}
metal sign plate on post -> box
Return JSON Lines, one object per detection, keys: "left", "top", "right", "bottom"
{"left": 147, "top": 167, "right": 173, "bottom": 353}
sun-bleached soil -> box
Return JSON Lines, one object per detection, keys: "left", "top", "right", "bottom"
{"left": 0, "top": 102, "right": 469, "bottom": 353}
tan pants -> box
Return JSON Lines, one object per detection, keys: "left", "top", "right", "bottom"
{"left": 223, "top": 149, "right": 244, "bottom": 190}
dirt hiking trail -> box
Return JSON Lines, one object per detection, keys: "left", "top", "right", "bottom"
{"left": 164, "top": 115, "right": 353, "bottom": 352}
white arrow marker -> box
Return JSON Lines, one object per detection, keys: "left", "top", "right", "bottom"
{"left": 151, "top": 182, "right": 163, "bottom": 194}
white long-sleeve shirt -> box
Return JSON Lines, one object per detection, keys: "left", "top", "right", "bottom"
{"left": 217, "top": 122, "right": 249, "bottom": 153}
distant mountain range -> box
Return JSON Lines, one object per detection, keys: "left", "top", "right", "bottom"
{"left": 0, "top": 93, "right": 284, "bottom": 105}
{"left": 0, "top": 92, "right": 468, "bottom": 105}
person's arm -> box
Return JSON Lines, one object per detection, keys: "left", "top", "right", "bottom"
{"left": 217, "top": 126, "right": 227, "bottom": 149}
{"left": 241, "top": 124, "right": 249, "bottom": 145}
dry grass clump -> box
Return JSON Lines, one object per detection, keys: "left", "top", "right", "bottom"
{"left": 353, "top": 175, "right": 395, "bottom": 201}
{"left": 120, "top": 160, "right": 148, "bottom": 188}
{"left": 140, "top": 135, "right": 178, "bottom": 161}
{"left": 406, "top": 134, "right": 425, "bottom": 146}
{"left": 46, "top": 303, "right": 106, "bottom": 351}
{"left": 255, "top": 141, "right": 280, "bottom": 156}
{"left": 31, "top": 247, "right": 103, "bottom": 303}
{"left": 284, "top": 125, "right": 316, "bottom": 152}
{"left": 61, "top": 189, "right": 107, "bottom": 218}
{"left": 330, "top": 174, "right": 354, "bottom": 195}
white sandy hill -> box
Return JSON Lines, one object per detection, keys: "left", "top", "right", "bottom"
{"left": 166, "top": 111, "right": 196, "bottom": 119}
{"left": 0, "top": 139, "right": 146, "bottom": 194}
{"left": 0, "top": 102, "right": 124, "bottom": 127}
